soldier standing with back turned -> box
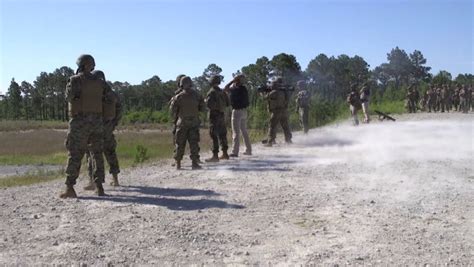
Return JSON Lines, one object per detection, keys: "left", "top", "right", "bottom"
{"left": 170, "top": 76, "right": 205, "bottom": 170}
{"left": 295, "top": 80, "right": 310, "bottom": 134}
{"left": 263, "top": 77, "right": 292, "bottom": 146}
{"left": 84, "top": 70, "right": 122, "bottom": 190}
{"left": 205, "top": 75, "right": 230, "bottom": 162}
{"left": 60, "top": 54, "right": 110, "bottom": 198}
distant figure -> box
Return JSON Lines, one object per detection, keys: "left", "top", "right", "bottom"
{"left": 435, "top": 86, "right": 442, "bottom": 112}
{"left": 427, "top": 86, "right": 436, "bottom": 113}
{"left": 459, "top": 85, "right": 469, "bottom": 113}
{"left": 440, "top": 85, "right": 449, "bottom": 113}
{"left": 453, "top": 85, "right": 460, "bottom": 111}
{"left": 61, "top": 54, "right": 110, "bottom": 198}
{"left": 262, "top": 77, "right": 292, "bottom": 146}
{"left": 347, "top": 84, "right": 362, "bottom": 126}
{"left": 295, "top": 80, "right": 310, "bottom": 134}
{"left": 359, "top": 85, "right": 371, "bottom": 123}
{"left": 84, "top": 70, "right": 122, "bottom": 190}
{"left": 205, "top": 75, "right": 230, "bottom": 162}
{"left": 224, "top": 74, "right": 252, "bottom": 157}
{"left": 406, "top": 85, "right": 417, "bottom": 113}
{"left": 170, "top": 76, "right": 205, "bottom": 170}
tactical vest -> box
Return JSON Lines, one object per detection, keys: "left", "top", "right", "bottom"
{"left": 177, "top": 91, "right": 200, "bottom": 118}
{"left": 69, "top": 74, "right": 104, "bottom": 117}
{"left": 268, "top": 90, "right": 286, "bottom": 112}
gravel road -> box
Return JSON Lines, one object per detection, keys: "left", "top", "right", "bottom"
{"left": 0, "top": 112, "right": 472, "bottom": 265}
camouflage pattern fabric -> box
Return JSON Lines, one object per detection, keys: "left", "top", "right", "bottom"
{"left": 298, "top": 106, "right": 309, "bottom": 134}
{"left": 174, "top": 117, "right": 201, "bottom": 161}
{"left": 65, "top": 114, "right": 104, "bottom": 185}
{"left": 209, "top": 111, "right": 228, "bottom": 154}
{"left": 170, "top": 88, "right": 204, "bottom": 162}
{"left": 267, "top": 109, "right": 292, "bottom": 144}
{"left": 86, "top": 120, "right": 120, "bottom": 179}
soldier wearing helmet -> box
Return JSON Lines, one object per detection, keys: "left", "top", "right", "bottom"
{"left": 170, "top": 76, "right": 205, "bottom": 170}
{"left": 205, "top": 75, "right": 230, "bottom": 162}
{"left": 61, "top": 54, "right": 111, "bottom": 198}
{"left": 84, "top": 70, "right": 123, "bottom": 190}
{"left": 262, "top": 76, "right": 292, "bottom": 146}
{"left": 295, "top": 80, "right": 310, "bottom": 134}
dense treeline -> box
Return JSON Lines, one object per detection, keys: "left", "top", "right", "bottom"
{"left": 1, "top": 47, "right": 472, "bottom": 129}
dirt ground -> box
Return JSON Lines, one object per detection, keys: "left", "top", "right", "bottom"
{"left": 0, "top": 112, "right": 472, "bottom": 265}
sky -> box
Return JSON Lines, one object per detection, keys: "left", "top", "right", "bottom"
{"left": 0, "top": 0, "right": 472, "bottom": 93}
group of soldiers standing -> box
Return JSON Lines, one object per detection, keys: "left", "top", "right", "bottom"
{"left": 407, "top": 84, "right": 473, "bottom": 113}
{"left": 169, "top": 74, "right": 312, "bottom": 169}
{"left": 59, "top": 54, "right": 314, "bottom": 197}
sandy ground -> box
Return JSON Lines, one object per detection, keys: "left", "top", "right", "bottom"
{"left": 0, "top": 112, "right": 473, "bottom": 265}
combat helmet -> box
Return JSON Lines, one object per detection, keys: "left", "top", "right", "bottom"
{"left": 179, "top": 76, "right": 193, "bottom": 89}
{"left": 176, "top": 74, "right": 186, "bottom": 87}
{"left": 208, "top": 75, "right": 221, "bottom": 86}
{"left": 91, "top": 70, "right": 106, "bottom": 81}
{"left": 76, "top": 54, "right": 95, "bottom": 68}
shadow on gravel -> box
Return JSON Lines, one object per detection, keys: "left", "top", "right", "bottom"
{"left": 80, "top": 195, "right": 245, "bottom": 211}
{"left": 120, "top": 186, "right": 221, "bottom": 197}
{"left": 207, "top": 158, "right": 295, "bottom": 172}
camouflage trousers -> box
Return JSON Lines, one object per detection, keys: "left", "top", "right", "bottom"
{"left": 174, "top": 117, "right": 201, "bottom": 161}
{"left": 209, "top": 111, "right": 228, "bottom": 154}
{"left": 298, "top": 106, "right": 309, "bottom": 133}
{"left": 86, "top": 120, "right": 120, "bottom": 180}
{"left": 65, "top": 114, "right": 104, "bottom": 186}
{"left": 267, "top": 109, "right": 292, "bottom": 143}
{"left": 407, "top": 99, "right": 417, "bottom": 113}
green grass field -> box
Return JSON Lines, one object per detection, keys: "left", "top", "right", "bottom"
{"left": 0, "top": 127, "right": 267, "bottom": 187}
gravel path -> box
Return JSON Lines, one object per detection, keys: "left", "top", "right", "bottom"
{"left": 0, "top": 112, "right": 473, "bottom": 265}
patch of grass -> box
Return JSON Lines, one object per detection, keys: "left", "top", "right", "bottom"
{"left": 0, "top": 169, "right": 64, "bottom": 188}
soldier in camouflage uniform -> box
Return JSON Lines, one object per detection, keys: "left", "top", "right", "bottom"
{"left": 84, "top": 70, "right": 122, "bottom": 190}
{"left": 295, "top": 80, "right": 310, "bottom": 133}
{"left": 406, "top": 85, "right": 417, "bottom": 113}
{"left": 440, "top": 85, "right": 449, "bottom": 112}
{"left": 453, "top": 85, "right": 460, "bottom": 111}
{"left": 427, "top": 86, "right": 436, "bottom": 113}
{"left": 459, "top": 85, "right": 469, "bottom": 113}
{"left": 170, "top": 76, "right": 205, "bottom": 169}
{"left": 435, "top": 87, "right": 442, "bottom": 112}
{"left": 262, "top": 77, "right": 292, "bottom": 146}
{"left": 60, "top": 54, "right": 110, "bottom": 198}
{"left": 205, "top": 75, "right": 230, "bottom": 162}
{"left": 347, "top": 84, "right": 362, "bottom": 126}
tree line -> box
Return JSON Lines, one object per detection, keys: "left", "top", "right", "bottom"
{"left": 1, "top": 47, "right": 472, "bottom": 128}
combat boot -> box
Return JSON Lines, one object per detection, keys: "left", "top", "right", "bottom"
{"left": 59, "top": 185, "right": 77, "bottom": 199}
{"left": 192, "top": 161, "right": 202, "bottom": 170}
{"left": 110, "top": 174, "right": 119, "bottom": 187}
{"left": 176, "top": 160, "right": 181, "bottom": 170}
{"left": 205, "top": 153, "right": 219, "bottom": 162}
{"left": 219, "top": 151, "right": 229, "bottom": 160}
{"left": 95, "top": 182, "right": 105, "bottom": 197}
